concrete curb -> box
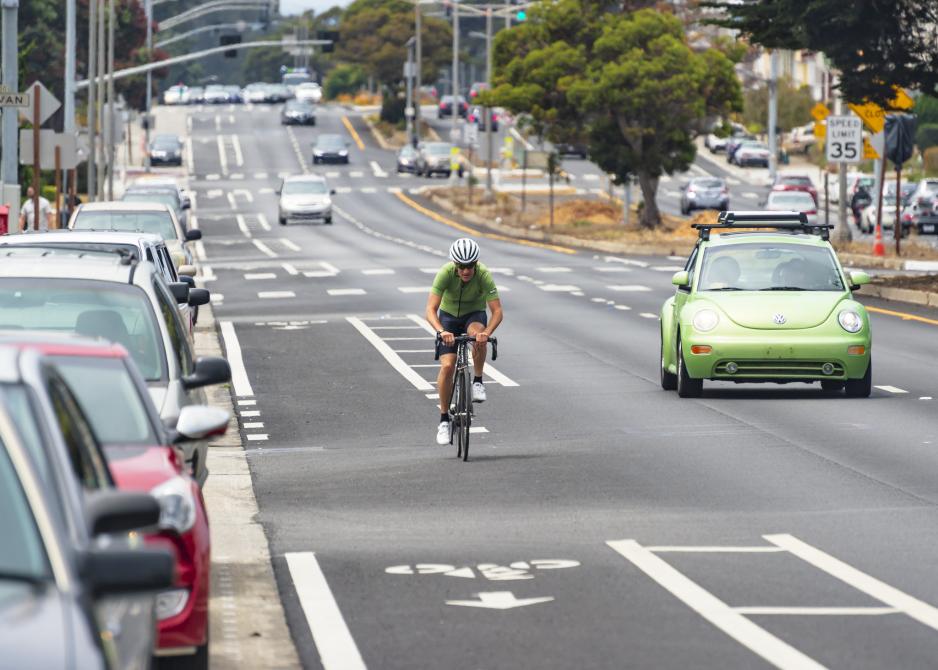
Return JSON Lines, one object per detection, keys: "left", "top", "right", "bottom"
{"left": 361, "top": 114, "right": 394, "bottom": 151}
{"left": 863, "top": 284, "right": 938, "bottom": 308}
{"left": 197, "top": 307, "right": 301, "bottom": 669}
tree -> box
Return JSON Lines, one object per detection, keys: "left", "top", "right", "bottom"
{"left": 704, "top": 0, "right": 938, "bottom": 108}
{"left": 489, "top": 3, "right": 741, "bottom": 228}
{"left": 742, "top": 78, "right": 815, "bottom": 133}
{"left": 324, "top": 64, "right": 367, "bottom": 99}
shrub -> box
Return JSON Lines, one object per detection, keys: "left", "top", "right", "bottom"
{"left": 924, "top": 147, "right": 938, "bottom": 176}
{"left": 916, "top": 123, "right": 938, "bottom": 152}
{"left": 380, "top": 91, "right": 405, "bottom": 124}
{"left": 323, "top": 64, "right": 366, "bottom": 100}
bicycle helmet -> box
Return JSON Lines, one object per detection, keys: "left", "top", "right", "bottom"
{"left": 449, "top": 238, "right": 480, "bottom": 264}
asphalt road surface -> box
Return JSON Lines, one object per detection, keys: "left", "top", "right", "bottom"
{"left": 180, "top": 101, "right": 938, "bottom": 670}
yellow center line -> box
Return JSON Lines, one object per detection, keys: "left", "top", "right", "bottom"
{"left": 341, "top": 115, "right": 366, "bottom": 151}
{"left": 393, "top": 191, "right": 577, "bottom": 255}
{"left": 866, "top": 305, "right": 938, "bottom": 327}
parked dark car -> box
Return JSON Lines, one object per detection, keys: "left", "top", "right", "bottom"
{"left": 148, "top": 134, "right": 183, "bottom": 166}
{"left": 312, "top": 134, "right": 350, "bottom": 164}
{"left": 281, "top": 99, "right": 316, "bottom": 126}
{"left": 555, "top": 142, "right": 588, "bottom": 159}
{"left": 396, "top": 145, "right": 419, "bottom": 173}
{"left": 438, "top": 95, "right": 469, "bottom": 119}
{"left": 680, "top": 177, "right": 729, "bottom": 215}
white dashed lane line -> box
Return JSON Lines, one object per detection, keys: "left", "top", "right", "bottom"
{"left": 245, "top": 273, "right": 276, "bottom": 280}
{"left": 257, "top": 291, "right": 296, "bottom": 299}
{"left": 328, "top": 288, "right": 367, "bottom": 296}
{"left": 640, "top": 313, "right": 659, "bottom": 319}
{"left": 875, "top": 386, "right": 908, "bottom": 394}
{"left": 607, "top": 285, "right": 652, "bottom": 292}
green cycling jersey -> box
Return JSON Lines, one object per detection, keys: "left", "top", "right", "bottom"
{"left": 431, "top": 262, "right": 499, "bottom": 316}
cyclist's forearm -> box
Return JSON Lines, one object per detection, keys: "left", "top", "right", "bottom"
{"left": 484, "top": 306, "right": 503, "bottom": 335}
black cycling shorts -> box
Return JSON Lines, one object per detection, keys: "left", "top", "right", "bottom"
{"left": 437, "top": 309, "right": 487, "bottom": 355}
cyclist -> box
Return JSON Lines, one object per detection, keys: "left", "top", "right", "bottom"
{"left": 426, "top": 238, "right": 503, "bottom": 445}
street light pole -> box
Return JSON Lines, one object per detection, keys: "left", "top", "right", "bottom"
{"left": 1, "top": 0, "right": 19, "bottom": 213}
{"left": 405, "top": 36, "right": 415, "bottom": 147}
{"left": 451, "top": 0, "right": 459, "bottom": 153}
{"left": 415, "top": 2, "right": 421, "bottom": 145}
{"left": 485, "top": 6, "right": 493, "bottom": 195}
{"left": 145, "top": 0, "right": 153, "bottom": 171}
{"left": 64, "top": 0, "right": 76, "bottom": 205}
{"left": 96, "top": 0, "right": 106, "bottom": 199}
{"left": 107, "top": 0, "right": 116, "bottom": 200}
{"left": 767, "top": 49, "right": 778, "bottom": 182}
{"left": 88, "top": 0, "right": 97, "bottom": 201}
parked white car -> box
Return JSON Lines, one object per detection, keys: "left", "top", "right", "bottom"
{"left": 162, "top": 85, "right": 187, "bottom": 105}
{"left": 294, "top": 82, "right": 323, "bottom": 104}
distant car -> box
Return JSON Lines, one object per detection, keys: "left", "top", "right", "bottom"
{"left": 724, "top": 134, "right": 757, "bottom": 161}
{"left": 130, "top": 175, "right": 192, "bottom": 210}
{"left": 396, "top": 145, "right": 419, "bottom": 173}
{"left": 264, "top": 84, "right": 291, "bottom": 103}
{"left": 281, "top": 99, "right": 316, "bottom": 125}
{"left": 282, "top": 70, "right": 312, "bottom": 91}
{"left": 468, "top": 82, "right": 489, "bottom": 101}
{"left": 162, "top": 85, "right": 186, "bottom": 105}
{"left": 278, "top": 175, "right": 334, "bottom": 225}
{"left": 294, "top": 82, "right": 323, "bottom": 104}
{"left": 312, "top": 134, "right": 350, "bottom": 164}
{"left": 680, "top": 177, "right": 729, "bottom": 215}
{"left": 784, "top": 123, "right": 817, "bottom": 155}
{"left": 416, "top": 142, "right": 463, "bottom": 178}
{"left": 766, "top": 190, "right": 818, "bottom": 225}
{"left": 468, "top": 106, "right": 498, "bottom": 132}
{"left": 202, "top": 84, "right": 229, "bottom": 104}
{"left": 861, "top": 181, "right": 917, "bottom": 234}
{"left": 771, "top": 174, "right": 818, "bottom": 205}
{"left": 904, "top": 178, "right": 938, "bottom": 235}
{"left": 0, "top": 356, "right": 172, "bottom": 670}
{"left": 69, "top": 200, "right": 198, "bottom": 270}
{"left": 706, "top": 123, "right": 749, "bottom": 153}
{"left": 555, "top": 142, "right": 588, "bottom": 159}
{"left": 732, "top": 141, "right": 771, "bottom": 167}
{"left": 224, "top": 85, "right": 243, "bottom": 103}
{"left": 123, "top": 185, "right": 189, "bottom": 230}
{"left": 148, "top": 134, "right": 183, "bottom": 166}
{"left": 243, "top": 83, "right": 269, "bottom": 104}
{"left": 43, "top": 338, "right": 227, "bottom": 666}
{"left": 183, "top": 86, "right": 204, "bottom": 105}
{"left": 438, "top": 95, "right": 469, "bottom": 119}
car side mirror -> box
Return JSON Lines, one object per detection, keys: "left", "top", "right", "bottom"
{"left": 185, "top": 229, "right": 202, "bottom": 242}
{"left": 178, "top": 264, "right": 196, "bottom": 277}
{"left": 172, "top": 405, "right": 229, "bottom": 443}
{"left": 849, "top": 271, "right": 870, "bottom": 290}
{"left": 178, "top": 275, "right": 195, "bottom": 288}
{"left": 671, "top": 271, "right": 690, "bottom": 287}
{"left": 182, "top": 201, "right": 191, "bottom": 210}
{"left": 82, "top": 546, "right": 175, "bottom": 597}
{"left": 86, "top": 490, "right": 161, "bottom": 536}
{"left": 330, "top": 189, "right": 336, "bottom": 195}
{"left": 169, "top": 282, "right": 189, "bottom": 303}
{"left": 188, "top": 287, "right": 210, "bottom": 306}
{"left": 182, "top": 356, "right": 231, "bottom": 391}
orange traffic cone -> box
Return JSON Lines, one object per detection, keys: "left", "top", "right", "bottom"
{"left": 873, "top": 220, "right": 885, "bottom": 257}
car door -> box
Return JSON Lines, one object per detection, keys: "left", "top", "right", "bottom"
{"left": 671, "top": 244, "right": 699, "bottom": 347}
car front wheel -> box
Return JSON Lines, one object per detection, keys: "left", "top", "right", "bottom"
{"left": 660, "top": 333, "right": 677, "bottom": 391}
{"left": 844, "top": 359, "right": 872, "bottom": 398}
{"left": 676, "top": 338, "right": 703, "bottom": 398}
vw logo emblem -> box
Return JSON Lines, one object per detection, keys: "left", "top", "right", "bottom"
{"left": 773, "top": 313, "right": 787, "bottom": 325}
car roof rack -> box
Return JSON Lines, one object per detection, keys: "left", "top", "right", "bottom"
{"left": 0, "top": 243, "right": 136, "bottom": 265}
{"left": 691, "top": 211, "right": 833, "bottom": 241}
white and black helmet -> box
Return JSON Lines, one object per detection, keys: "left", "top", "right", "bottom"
{"left": 449, "top": 238, "right": 480, "bottom": 265}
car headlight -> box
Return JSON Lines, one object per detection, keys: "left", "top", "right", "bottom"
{"left": 151, "top": 476, "right": 197, "bottom": 533}
{"left": 838, "top": 309, "right": 863, "bottom": 333}
{"left": 313, "top": 150, "right": 323, "bottom": 156}
{"left": 693, "top": 309, "right": 719, "bottom": 332}
{"left": 687, "top": 191, "right": 697, "bottom": 199}
{"left": 339, "top": 150, "right": 348, "bottom": 156}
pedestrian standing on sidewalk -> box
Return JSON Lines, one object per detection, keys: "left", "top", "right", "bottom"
{"left": 19, "top": 186, "right": 53, "bottom": 232}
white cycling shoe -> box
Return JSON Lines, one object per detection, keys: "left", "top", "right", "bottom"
{"left": 436, "top": 421, "right": 451, "bottom": 445}
{"left": 472, "top": 381, "right": 486, "bottom": 403}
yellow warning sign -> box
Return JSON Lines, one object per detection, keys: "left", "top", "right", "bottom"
{"left": 863, "top": 137, "right": 879, "bottom": 160}
{"left": 811, "top": 102, "right": 830, "bottom": 122}
{"left": 848, "top": 103, "right": 885, "bottom": 133}
{"left": 813, "top": 121, "right": 826, "bottom": 139}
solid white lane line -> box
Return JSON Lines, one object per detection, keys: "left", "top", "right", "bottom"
{"left": 232, "top": 134, "right": 244, "bottom": 166}
{"left": 608, "top": 540, "right": 825, "bottom": 670}
{"left": 406, "top": 314, "right": 519, "bottom": 387}
{"left": 874, "top": 385, "right": 908, "bottom": 394}
{"left": 326, "top": 171, "right": 340, "bottom": 178}
{"left": 285, "top": 552, "right": 367, "bottom": 670}
{"left": 733, "top": 607, "right": 898, "bottom": 616}
{"left": 921, "top": 396, "right": 933, "bottom": 400}
{"left": 280, "top": 238, "right": 302, "bottom": 252}
{"left": 243, "top": 422, "right": 265, "bottom": 429}
{"left": 214, "top": 114, "right": 221, "bottom": 131}
{"left": 217, "top": 135, "right": 228, "bottom": 174}
{"left": 328, "top": 288, "right": 366, "bottom": 296}
{"left": 349, "top": 171, "right": 364, "bottom": 178}
{"left": 590, "top": 297, "right": 606, "bottom": 303}
{"left": 246, "top": 434, "right": 269, "bottom": 441}
{"left": 219, "top": 321, "right": 254, "bottom": 396}
{"left": 258, "top": 291, "right": 296, "bottom": 299}
{"left": 765, "top": 534, "right": 938, "bottom": 632}
{"left": 604, "top": 256, "right": 648, "bottom": 268}
{"left": 347, "top": 317, "right": 434, "bottom": 391}
{"left": 362, "top": 269, "right": 395, "bottom": 275}
{"left": 361, "top": 187, "right": 377, "bottom": 194}
{"left": 245, "top": 273, "right": 276, "bottom": 280}
{"left": 185, "top": 137, "right": 195, "bottom": 172}
{"left": 282, "top": 263, "right": 299, "bottom": 275}
{"left": 652, "top": 266, "right": 684, "bottom": 272}
{"left": 252, "top": 239, "right": 278, "bottom": 258}
{"left": 425, "top": 393, "right": 440, "bottom": 400}
{"left": 614, "top": 305, "right": 631, "bottom": 311}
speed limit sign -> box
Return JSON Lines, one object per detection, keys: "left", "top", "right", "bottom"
{"left": 826, "top": 115, "right": 862, "bottom": 163}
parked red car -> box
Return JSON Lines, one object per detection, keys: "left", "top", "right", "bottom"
{"left": 5, "top": 335, "right": 227, "bottom": 668}
{"left": 771, "top": 174, "right": 818, "bottom": 205}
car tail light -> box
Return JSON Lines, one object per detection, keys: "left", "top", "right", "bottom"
{"left": 806, "top": 210, "right": 817, "bottom": 215}
{"left": 440, "top": 103, "right": 446, "bottom": 109}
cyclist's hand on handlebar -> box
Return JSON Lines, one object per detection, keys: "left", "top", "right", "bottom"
{"left": 474, "top": 332, "right": 489, "bottom": 344}
{"left": 441, "top": 330, "right": 455, "bottom": 346}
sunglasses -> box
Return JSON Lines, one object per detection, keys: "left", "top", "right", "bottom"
{"left": 456, "top": 262, "right": 477, "bottom": 271}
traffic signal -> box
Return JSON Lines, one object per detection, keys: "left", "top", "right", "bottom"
{"left": 516, "top": 9, "right": 526, "bottom": 21}
{"left": 317, "top": 30, "right": 339, "bottom": 53}
{"left": 220, "top": 34, "right": 241, "bottom": 58}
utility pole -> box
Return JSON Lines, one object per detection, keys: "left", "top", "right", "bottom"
{"left": 485, "top": 6, "right": 493, "bottom": 195}
{"left": 145, "top": 0, "right": 153, "bottom": 171}
{"left": 1, "top": 0, "right": 19, "bottom": 214}
{"left": 767, "top": 49, "right": 778, "bottom": 182}
{"left": 415, "top": 1, "right": 421, "bottom": 145}
{"left": 88, "top": 0, "right": 97, "bottom": 201}
{"left": 451, "top": 0, "right": 460, "bottom": 154}
{"left": 107, "top": 0, "right": 116, "bottom": 200}
{"left": 405, "top": 36, "right": 415, "bottom": 146}
{"left": 96, "top": 0, "right": 106, "bottom": 200}
{"left": 64, "top": 0, "right": 76, "bottom": 209}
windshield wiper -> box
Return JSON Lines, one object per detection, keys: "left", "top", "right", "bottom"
{"left": 761, "top": 286, "right": 809, "bottom": 291}
{"left": 706, "top": 287, "right": 745, "bottom": 291}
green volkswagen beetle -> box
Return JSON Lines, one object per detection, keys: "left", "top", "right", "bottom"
{"left": 660, "top": 211, "right": 872, "bottom": 398}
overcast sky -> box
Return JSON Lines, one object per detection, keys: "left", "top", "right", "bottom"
{"left": 279, "top": 0, "right": 350, "bottom": 16}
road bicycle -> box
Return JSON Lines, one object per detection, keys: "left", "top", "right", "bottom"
{"left": 435, "top": 333, "right": 498, "bottom": 461}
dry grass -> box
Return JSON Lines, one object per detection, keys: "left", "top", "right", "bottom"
{"left": 873, "top": 274, "right": 938, "bottom": 291}
{"left": 833, "top": 238, "right": 938, "bottom": 260}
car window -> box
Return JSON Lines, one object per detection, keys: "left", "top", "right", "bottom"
{"left": 768, "top": 192, "right": 815, "bottom": 208}
{"left": 45, "top": 370, "right": 110, "bottom": 490}
{"left": 283, "top": 181, "right": 328, "bottom": 195}
{"left": 122, "top": 192, "right": 180, "bottom": 212}
{"left": 159, "top": 247, "right": 179, "bottom": 282}
{"left": 73, "top": 211, "right": 178, "bottom": 242}
{"left": 0, "top": 431, "right": 52, "bottom": 582}
{"left": 684, "top": 245, "right": 699, "bottom": 289}
{"left": 153, "top": 277, "right": 194, "bottom": 376}
{"left": 54, "top": 357, "right": 159, "bottom": 446}
{"left": 693, "top": 179, "right": 723, "bottom": 189}
{"left": 0, "top": 279, "right": 167, "bottom": 382}
{"left": 699, "top": 243, "right": 844, "bottom": 292}
{"left": 2, "top": 385, "right": 50, "bottom": 485}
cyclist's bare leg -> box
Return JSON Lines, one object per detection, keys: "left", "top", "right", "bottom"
{"left": 467, "top": 321, "right": 487, "bottom": 378}
{"left": 437, "top": 354, "right": 456, "bottom": 415}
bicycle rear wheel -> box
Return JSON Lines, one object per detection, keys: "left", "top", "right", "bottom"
{"left": 451, "top": 370, "right": 463, "bottom": 458}
{"left": 459, "top": 370, "right": 472, "bottom": 461}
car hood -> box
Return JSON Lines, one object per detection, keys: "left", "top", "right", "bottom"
{"left": 104, "top": 445, "right": 182, "bottom": 491}
{"left": 696, "top": 292, "right": 843, "bottom": 329}
{"left": 0, "top": 582, "right": 70, "bottom": 669}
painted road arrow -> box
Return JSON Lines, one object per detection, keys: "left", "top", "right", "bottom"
{"left": 446, "top": 591, "right": 554, "bottom": 610}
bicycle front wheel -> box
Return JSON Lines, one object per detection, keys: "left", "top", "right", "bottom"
{"left": 459, "top": 370, "right": 472, "bottom": 461}
{"left": 451, "top": 370, "right": 463, "bottom": 458}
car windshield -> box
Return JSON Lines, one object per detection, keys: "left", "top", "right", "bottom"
{"left": 73, "top": 211, "right": 178, "bottom": 241}
{"left": 399, "top": 146, "right": 416, "bottom": 158}
{"left": 0, "top": 429, "right": 52, "bottom": 584}
{"left": 122, "top": 192, "right": 179, "bottom": 211}
{"left": 427, "top": 144, "right": 452, "bottom": 156}
{"left": 698, "top": 243, "right": 844, "bottom": 292}
{"left": 283, "top": 181, "right": 328, "bottom": 195}
{"left": 54, "top": 357, "right": 159, "bottom": 446}
{"left": 283, "top": 74, "right": 310, "bottom": 86}
{"left": 693, "top": 179, "right": 723, "bottom": 189}
{"left": 768, "top": 192, "right": 815, "bottom": 209}
{"left": 0, "top": 280, "right": 166, "bottom": 381}
{"left": 781, "top": 177, "right": 812, "bottom": 186}
{"left": 317, "top": 136, "right": 345, "bottom": 149}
